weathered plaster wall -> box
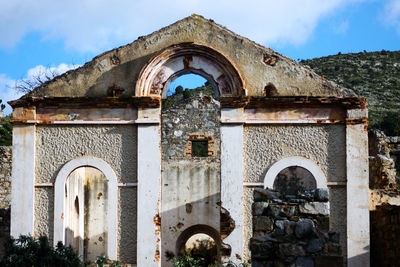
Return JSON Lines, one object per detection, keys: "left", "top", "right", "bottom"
{"left": 34, "top": 125, "right": 137, "bottom": 263}
{"left": 34, "top": 187, "right": 54, "bottom": 240}
{"left": 35, "top": 125, "right": 137, "bottom": 184}
{"left": 243, "top": 125, "right": 347, "bottom": 259}
{"left": 244, "top": 125, "right": 346, "bottom": 184}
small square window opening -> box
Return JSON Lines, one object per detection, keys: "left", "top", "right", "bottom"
{"left": 191, "top": 140, "right": 208, "bottom": 157}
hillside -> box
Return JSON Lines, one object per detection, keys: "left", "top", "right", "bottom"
{"left": 301, "top": 50, "right": 400, "bottom": 135}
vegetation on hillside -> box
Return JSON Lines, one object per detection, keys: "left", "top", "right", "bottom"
{"left": 163, "top": 83, "right": 216, "bottom": 108}
{"left": 0, "top": 99, "right": 11, "bottom": 146}
{"left": 301, "top": 50, "right": 400, "bottom": 135}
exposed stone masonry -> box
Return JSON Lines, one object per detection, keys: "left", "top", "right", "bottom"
{"left": 0, "top": 146, "right": 11, "bottom": 257}
{"left": 369, "top": 130, "right": 398, "bottom": 189}
{"left": 369, "top": 130, "right": 400, "bottom": 267}
{"left": 161, "top": 90, "right": 220, "bottom": 161}
{"left": 250, "top": 188, "right": 342, "bottom": 267}
{"left": 0, "top": 147, "right": 11, "bottom": 209}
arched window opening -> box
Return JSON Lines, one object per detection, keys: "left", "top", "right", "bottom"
{"left": 175, "top": 225, "right": 221, "bottom": 266}
{"left": 273, "top": 166, "right": 317, "bottom": 194}
{"left": 64, "top": 166, "right": 108, "bottom": 263}
{"left": 264, "top": 156, "right": 328, "bottom": 189}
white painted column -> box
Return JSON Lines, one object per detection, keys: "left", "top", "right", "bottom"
{"left": 221, "top": 108, "right": 244, "bottom": 263}
{"left": 346, "top": 109, "right": 370, "bottom": 267}
{"left": 137, "top": 108, "right": 161, "bottom": 267}
{"left": 11, "top": 124, "right": 36, "bottom": 237}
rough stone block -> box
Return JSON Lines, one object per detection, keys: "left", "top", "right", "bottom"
{"left": 295, "top": 219, "right": 316, "bottom": 239}
{"left": 254, "top": 216, "right": 274, "bottom": 231}
{"left": 299, "top": 202, "right": 329, "bottom": 216}
{"left": 296, "top": 257, "right": 314, "bottom": 267}
{"left": 306, "top": 238, "right": 324, "bottom": 253}
{"left": 253, "top": 202, "right": 269, "bottom": 216}
{"left": 250, "top": 241, "right": 274, "bottom": 260}
{"left": 314, "top": 188, "right": 329, "bottom": 202}
{"left": 278, "top": 243, "right": 305, "bottom": 257}
{"left": 267, "top": 204, "right": 297, "bottom": 218}
{"left": 254, "top": 188, "right": 281, "bottom": 201}
{"left": 275, "top": 219, "right": 296, "bottom": 236}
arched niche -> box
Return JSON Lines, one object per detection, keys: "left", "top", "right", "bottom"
{"left": 53, "top": 156, "right": 118, "bottom": 260}
{"left": 135, "top": 43, "right": 245, "bottom": 98}
{"left": 264, "top": 156, "right": 328, "bottom": 189}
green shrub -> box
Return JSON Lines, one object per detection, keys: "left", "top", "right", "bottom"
{"left": 94, "top": 255, "right": 121, "bottom": 267}
{"left": 0, "top": 120, "right": 12, "bottom": 146}
{"left": 171, "top": 253, "right": 202, "bottom": 267}
{"left": 0, "top": 235, "right": 82, "bottom": 267}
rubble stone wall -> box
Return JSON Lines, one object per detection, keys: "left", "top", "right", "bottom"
{"left": 369, "top": 130, "right": 400, "bottom": 267}
{"left": 0, "top": 146, "right": 11, "bottom": 257}
{"left": 370, "top": 205, "right": 400, "bottom": 267}
{"left": 250, "top": 188, "right": 342, "bottom": 267}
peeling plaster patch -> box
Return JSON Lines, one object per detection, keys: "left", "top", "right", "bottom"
{"left": 263, "top": 54, "right": 279, "bottom": 66}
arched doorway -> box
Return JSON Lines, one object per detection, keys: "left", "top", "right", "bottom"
{"left": 53, "top": 156, "right": 118, "bottom": 261}
{"left": 64, "top": 166, "right": 108, "bottom": 262}
{"left": 176, "top": 225, "right": 222, "bottom": 266}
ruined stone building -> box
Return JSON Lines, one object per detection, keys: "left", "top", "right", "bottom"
{"left": 9, "top": 15, "right": 370, "bottom": 266}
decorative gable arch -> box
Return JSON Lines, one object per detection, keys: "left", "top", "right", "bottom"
{"left": 135, "top": 43, "right": 246, "bottom": 98}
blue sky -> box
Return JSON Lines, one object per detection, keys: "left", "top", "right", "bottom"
{"left": 0, "top": 0, "right": 399, "bottom": 114}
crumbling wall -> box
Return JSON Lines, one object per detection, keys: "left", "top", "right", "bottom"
{"left": 160, "top": 88, "right": 222, "bottom": 264}
{"left": 0, "top": 146, "right": 11, "bottom": 257}
{"left": 369, "top": 130, "right": 400, "bottom": 266}
{"left": 369, "top": 130, "right": 398, "bottom": 189}
{"left": 250, "top": 188, "right": 342, "bottom": 267}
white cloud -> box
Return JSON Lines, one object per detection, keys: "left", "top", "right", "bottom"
{"left": 0, "top": 74, "right": 24, "bottom": 116}
{"left": 382, "top": 0, "right": 400, "bottom": 33}
{"left": 333, "top": 21, "right": 349, "bottom": 34}
{"left": 26, "top": 64, "right": 79, "bottom": 83}
{"left": 0, "top": 64, "right": 79, "bottom": 115}
{"left": 0, "top": 0, "right": 365, "bottom": 53}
